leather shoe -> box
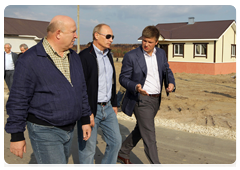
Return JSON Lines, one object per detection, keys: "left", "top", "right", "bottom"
{"left": 118, "top": 155, "right": 132, "bottom": 164}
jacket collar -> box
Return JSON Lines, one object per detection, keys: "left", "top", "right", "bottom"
{"left": 136, "top": 45, "right": 147, "bottom": 76}
{"left": 136, "top": 46, "right": 163, "bottom": 78}
{"left": 89, "top": 42, "right": 111, "bottom": 58}
{"left": 36, "top": 38, "right": 74, "bottom": 57}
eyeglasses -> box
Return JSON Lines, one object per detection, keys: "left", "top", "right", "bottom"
{"left": 97, "top": 32, "right": 114, "bottom": 40}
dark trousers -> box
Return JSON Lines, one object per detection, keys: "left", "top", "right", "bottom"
{"left": 4, "top": 70, "right": 14, "bottom": 91}
{"left": 119, "top": 94, "right": 160, "bottom": 164}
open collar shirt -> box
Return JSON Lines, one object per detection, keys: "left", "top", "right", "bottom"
{"left": 142, "top": 47, "right": 161, "bottom": 94}
{"left": 42, "top": 37, "right": 71, "bottom": 84}
{"left": 4, "top": 51, "right": 14, "bottom": 70}
{"left": 93, "top": 44, "right": 113, "bottom": 102}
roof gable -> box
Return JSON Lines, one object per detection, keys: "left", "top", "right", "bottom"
{"left": 156, "top": 20, "right": 235, "bottom": 40}
{"left": 4, "top": 17, "right": 49, "bottom": 39}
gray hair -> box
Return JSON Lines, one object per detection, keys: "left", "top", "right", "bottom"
{"left": 4, "top": 43, "right": 12, "bottom": 48}
{"left": 19, "top": 43, "right": 28, "bottom": 49}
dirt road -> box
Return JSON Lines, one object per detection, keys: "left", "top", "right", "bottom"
{"left": 4, "top": 105, "right": 236, "bottom": 164}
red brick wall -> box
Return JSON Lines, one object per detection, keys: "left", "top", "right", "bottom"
{"left": 168, "top": 62, "right": 236, "bottom": 75}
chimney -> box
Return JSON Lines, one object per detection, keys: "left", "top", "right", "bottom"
{"left": 188, "top": 17, "right": 195, "bottom": 25}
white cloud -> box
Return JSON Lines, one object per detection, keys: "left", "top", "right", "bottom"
{"left": 80, "top": 19, "right": 100, "bottom": 26}
{"left": 12, "top": 11, "right": 39, "bottom": 21}
{"left": 95, "top": 5, "right": 225, "bottom": 23}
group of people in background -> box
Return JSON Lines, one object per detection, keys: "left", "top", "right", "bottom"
{"left": 4, "top": 43, "right": 28, "bottom": 94}
{"left": 4, "top": 15, "right": 175, "bottom": 164}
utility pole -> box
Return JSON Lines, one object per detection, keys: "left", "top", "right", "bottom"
{"left": 77, "top": 5, "right": 80, "bottom": 53}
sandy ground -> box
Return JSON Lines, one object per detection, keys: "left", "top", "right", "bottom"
{"left": 114, "top": 62, "right": 236, "bottom": 140}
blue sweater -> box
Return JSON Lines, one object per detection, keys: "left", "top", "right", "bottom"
{"left": 5, "top": 40, "right": 91, "bottom": 141}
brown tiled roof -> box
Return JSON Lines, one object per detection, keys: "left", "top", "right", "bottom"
{"left": 4, "top": 17, "right": 49, "bottom": 38}
{"left": 139, "top": 20, "right": 235, "bottom": 40}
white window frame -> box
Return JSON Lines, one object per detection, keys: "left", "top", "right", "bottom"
{"left": 195, "top": 44, "right": 207, "bottom": 56}
{"left": 174, "top": 44, "right": 184, "bottom": 56}
{"left": 231, "top": 44, "right": 236, "bottom": 57}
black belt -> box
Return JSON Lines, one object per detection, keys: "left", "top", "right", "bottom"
{"left": 148, "top": 94, "right": 160, "bottom": 98}
{"left": 97, "top": 102, "right": 108, "bottom": 106}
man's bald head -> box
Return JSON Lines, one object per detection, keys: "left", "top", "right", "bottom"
{"left": 45, "top": 15, "right": 78, "bottom": 54}
{"left": 47, "top": 15, "right": 74, "bottom": 33}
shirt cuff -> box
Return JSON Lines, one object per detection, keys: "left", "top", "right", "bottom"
{"left": 11, "top": 132, "right": 25, "bottom": 142}
{"left": 80, "top": 116, "right": 90, "bottom": 125}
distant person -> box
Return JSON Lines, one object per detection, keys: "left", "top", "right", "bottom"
{"left": 118, "top": 26, "right": 176, "bottom": 164}
{"left": 77, "top": 23, "right": 121, "bottom": 164}
{"left": 4, "top": 43, "right": 18, "bottom": 93}
{"left": 5, "top": 15, "right": 92, "bottom": 164}
{"left": 18, "top": 44, "right": 28, "bottom": 58}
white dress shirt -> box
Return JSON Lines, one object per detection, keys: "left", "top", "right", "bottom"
{"left": 5, "top": 52, "right": 15, "bottom": 70}
{"left": 142, "top": 48, "right": 161, "bottom": 94}
{"left": 93, "top": 44, "right": 113, "bottom": 102}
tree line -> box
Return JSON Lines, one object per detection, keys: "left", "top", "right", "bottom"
{"left": 72, "top": 44, "right": 140, "bottom": 58}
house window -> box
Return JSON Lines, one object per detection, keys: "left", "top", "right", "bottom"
{"left": 231, "top": 44, "right": 236, "bottom": 57}
{"left": 194, "top": 43, "right": 208, "bottom": 58}
{"left": 173, "top": 43, "right": 184, "bottom": 57}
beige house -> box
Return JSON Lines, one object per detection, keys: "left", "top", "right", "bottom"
{"left": 4, "top": 17, "right": 49, "bottom": 53}
{"left": 140, "top": 18, "right": 236, "bottom": 75}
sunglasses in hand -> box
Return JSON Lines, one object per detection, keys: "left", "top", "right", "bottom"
{"left": 97, "top": 32, "right": 114, "bottom": 40}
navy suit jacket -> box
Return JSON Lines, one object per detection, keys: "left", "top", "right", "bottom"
{"left": 119, "top": 46, "right": 175, "bottom": 116}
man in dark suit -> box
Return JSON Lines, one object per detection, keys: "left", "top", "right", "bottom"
{"left": 118, "top": 26, "right": 175, "bottom": 164}
{"left": 4, "top": 43, "right": 18, "bottom": 93}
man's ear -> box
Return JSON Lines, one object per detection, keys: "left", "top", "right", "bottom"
{"left": 56, "top": 29, "right": 61, "bottom": 39}
{"left": 94, "top": 32, "right": 99, "bottom": 40}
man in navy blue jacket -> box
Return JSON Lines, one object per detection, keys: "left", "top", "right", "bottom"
{"left": 5, "top": 15, "right": 92, "bottom": 164}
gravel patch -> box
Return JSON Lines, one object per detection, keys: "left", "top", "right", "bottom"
{"left": 117, "top": 112, "right": 236, "bottom": 141}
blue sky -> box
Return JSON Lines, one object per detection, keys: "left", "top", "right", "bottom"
{"left": 3, "top": 4, "right": 237, "bottom": 44}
